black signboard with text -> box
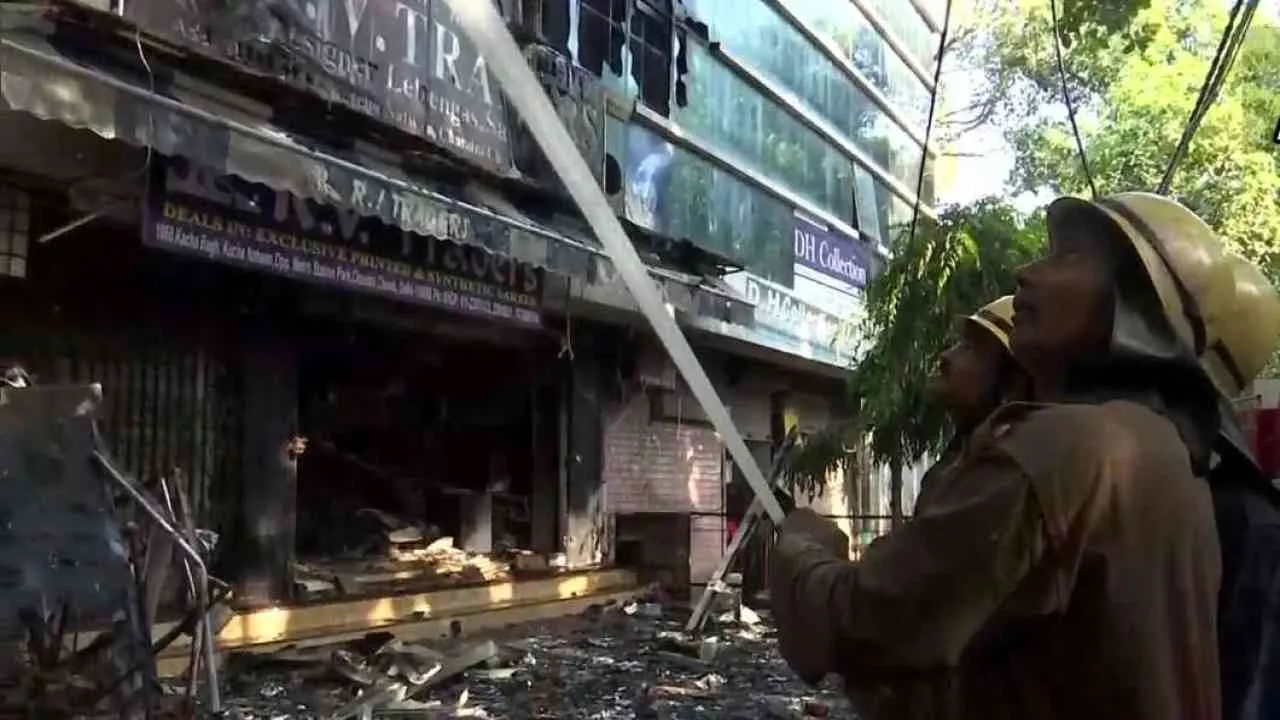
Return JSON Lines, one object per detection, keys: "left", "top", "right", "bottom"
{"left": 144, "top": 158, "right": 543, "bottom": 327}
{"left": 510, "top": 43, "right": 606, "bottom": 189}
{"left": 124, "top": 0, "right": 512, "bottom": 172}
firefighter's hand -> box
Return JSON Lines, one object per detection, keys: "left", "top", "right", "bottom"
{"left": 771, "top": 507, "right": 850, "bottom": 686}
{"left": 778, "top": 507, "right": 849, "bottom": 560}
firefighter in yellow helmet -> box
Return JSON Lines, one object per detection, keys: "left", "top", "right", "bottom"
{"left": 768, "top": 191, "right": 1280, "bottom": 720}
{"left": 918, "top": 296, "right": 1028, "bottom": 509}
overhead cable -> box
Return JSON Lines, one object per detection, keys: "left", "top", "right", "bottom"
{"left": 903, "top": 0, "right": 954, "bottom": 251}
{"left": 1158, "top": 0, "right": 1260, "bottom": 194}
{"left": 1048, "top": 0, "right": 1098, "bottom": 198}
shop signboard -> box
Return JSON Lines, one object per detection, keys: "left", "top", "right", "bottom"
{"left": 792, "top": 212, "right": 868, "bottom": 297}
{"left": 513, "top": 44, "right": 607, "bottom": 189}
{"left": 123, "top": 0, "right": 512, "bottom": 172}
{"left": 143, "top": 158, "right": 543, "bottom": 326}
{"left": 724, "top": 272, "right": 859, "bottom": 365}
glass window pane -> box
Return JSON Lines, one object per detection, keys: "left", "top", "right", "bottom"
{"left": 855, "top": 166, "right": 920, "bottom": 244}
{"left": 673, "top": 42, "right": 856, "bottom": 227}
{"left": 864, "top": 0, "right": 938, "bottom": 70}
{"left": 686, "top": 0, "right": 927, "bottom": 193}
{"left": 618, "top": 119, "right": 794, "bottom": 286}
{"left": 781, "top": 0, "right": 931, "bottom": 133}
{"left": 574, "top": 0, "right": 672, "bottom": 112}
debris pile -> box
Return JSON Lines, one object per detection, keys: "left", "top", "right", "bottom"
{"left": 294, "top": 508, "right": 553, "bottom": 600}
{"left": 218, "top": 596, "right": 857, "bottom": 719}
{"left": 386, "top": 539, "right": 511, "bottom": 582}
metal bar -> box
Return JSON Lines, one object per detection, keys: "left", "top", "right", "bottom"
{"left": 444, "top": 0, "right": 786, "bottom": 524}
{"left": 91, "top": 445, "right": 221, "bottom": 712}
{"left": 686, "top": 502, "right": 765, "bottom": 634}
{"left": 685, "top": 429, "right": 800, "bottom": 633}
{"left": 159, "top": 479, "right": 201, "bottom": 704}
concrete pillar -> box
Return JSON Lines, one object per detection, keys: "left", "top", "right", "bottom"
{"left": 234, "top": 323, "right": 298, "bottom": 604}
{"left": 561, "top": 329, "right": 606, "bottom": 568}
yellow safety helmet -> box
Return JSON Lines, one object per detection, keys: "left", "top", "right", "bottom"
{"left": 1047, "top": 192, "right": 1280, "bottom": 398}
{"left": 963, "top": 295, "right": 1015, "bottom": 353}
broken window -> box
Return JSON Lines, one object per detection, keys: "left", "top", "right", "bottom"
{"left": 628, "top": 0, "right": 673, "bottom": 115}
{"left": 672, "top": 42, "right": 857, "bottom": 228}
{"left": 576, "top": 0, "right": 673, "bottom": 115}
{"left": 617, "top": 119, "right": 794, "bottom": 286}
{"left": 512, "top": 0, "right": 573, "bottom": 55}
{"left": 578, "top": 0, "right": 628, "bottom": 84}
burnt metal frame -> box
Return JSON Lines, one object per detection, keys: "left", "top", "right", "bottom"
{"left": 0, "top": 378, "right": 223, "bottom": 716}
{"left": 91, "top": 432, "right": 222, "bottom": 713}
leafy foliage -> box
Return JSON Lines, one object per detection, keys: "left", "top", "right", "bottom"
{"left": 939, "top": 0, "right": 1161, "bottom": 137}
{"left": 785, "top": 200, "right": 1042, "bottom": 495}
{"left": 850, "top": 201, "right": 1042, "bottom": 467}
{"left": 992, "top": 2, "right": 1280, "bottom": 369}
{"left": 790, "top": 0, "right": 1280, "bottom": 497}
{"left": 998, "top": 3, "right": 1280, "bottom": 268}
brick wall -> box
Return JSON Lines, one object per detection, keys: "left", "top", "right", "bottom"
{"left": 603, "top": 388, "right": 723, "bottom": 515}
{"left": 602, "top": 345, "right": 858, "bottom": 587}
{"left": 603, "top": 380, "right": 727, "bottom": 586}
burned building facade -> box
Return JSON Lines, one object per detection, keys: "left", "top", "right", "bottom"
{"left": 0, "top": 0, "right": 937, "bottom": 626}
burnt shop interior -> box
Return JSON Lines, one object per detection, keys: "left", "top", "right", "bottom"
{"left": 272, "top": 189, "right": 565, "bottom": 601}
{"left": 291, "top": 306, "right": 565, "bottom": 600}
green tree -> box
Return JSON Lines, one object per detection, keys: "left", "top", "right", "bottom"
{"left": 787, "top": 200, "right": 1041, "bottom": 516}
{"left": 793, "top": 0, "right": 1280, "bottom": 514}
{"left": 954, "top": 0, "right": 1280, "bottom": 269}
{"left": 939, "top": 0, "right": 1161, "bottom": 137}
{"left": 1233, "top": 24, "right": 1280, "bottom": 148}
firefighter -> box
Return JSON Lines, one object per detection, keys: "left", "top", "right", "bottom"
{"left": 917, "top": 295, "right": 1027, "bottom": 509}
{"left": 768, "top": 191, "right": 1280, "bottom": 719}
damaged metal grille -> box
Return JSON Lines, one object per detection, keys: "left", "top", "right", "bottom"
{"left": 11, "top": 316, "right": 242, "bottom": 533}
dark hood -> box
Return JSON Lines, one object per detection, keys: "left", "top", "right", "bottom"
{"left": 1059, "top": 254, "right": 1221, "bottom": 475}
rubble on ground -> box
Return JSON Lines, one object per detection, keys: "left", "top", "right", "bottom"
{"left": 295, "top": 510, "right": 570, "bottom": 600}
{"left": 214, "top": 595, "right": 856, "bottom": 719}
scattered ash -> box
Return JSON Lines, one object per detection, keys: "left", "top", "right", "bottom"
{"left": 213, "top": 599, "right": 857, "bottom": 719}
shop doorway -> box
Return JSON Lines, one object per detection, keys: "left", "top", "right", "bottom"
{"left": 292, "top": 318, "right": 561, "bottom": 596}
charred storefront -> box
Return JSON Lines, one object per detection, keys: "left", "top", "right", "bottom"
{"left": 149, "top": 158, "right": 570, "bottom": 603}
{"left": 0, "top": 0, "right": 627, "bottom": 613}
{"left": 0, "top": 0, "right": 764, "bottom": 629}
{"left": 0, "top": 144, "right": 576, "bottom": 609}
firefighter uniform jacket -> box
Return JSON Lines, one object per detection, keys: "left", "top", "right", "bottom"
{"left": 770, "top": 400, "right": 1221, "bottom": 720}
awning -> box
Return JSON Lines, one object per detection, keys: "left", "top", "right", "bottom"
{"left": 0, "top": 25, "right": 603, "bottom": 282}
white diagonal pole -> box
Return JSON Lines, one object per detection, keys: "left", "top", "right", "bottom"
{"left": 442, "top": 0, "right": 785, "bottom": 524}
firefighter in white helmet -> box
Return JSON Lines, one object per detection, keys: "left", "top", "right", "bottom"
{"left": 769, "top": 191, "right": 1280, "bottom": 720}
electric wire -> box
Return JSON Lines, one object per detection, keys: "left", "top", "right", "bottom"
{"left": 1048, "top": 0, "right": 1098, "bottom": 199}
{"left": 903, "top": 0, "right": 954, "bottom": 252}
{"left": 1158, "top": 0, "right": 1259, "bottom": 194}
